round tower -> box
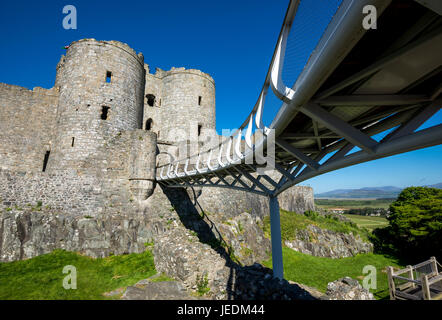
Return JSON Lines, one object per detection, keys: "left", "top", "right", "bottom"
{"left": 49, "top": 39, "right": 145, "bottom": 171}
{"left": 159, "top": 68, "right": 216, "bottom": 143}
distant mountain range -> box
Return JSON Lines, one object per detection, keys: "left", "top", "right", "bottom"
{"left": 315, "top": 183, "right": 442, "bottom": 199}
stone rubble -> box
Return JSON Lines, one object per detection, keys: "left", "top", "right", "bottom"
{"left": 324, "top": 277, "right": 375, "bottom": 300}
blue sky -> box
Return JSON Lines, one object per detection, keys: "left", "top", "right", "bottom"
{"left": 0, "top": 0, "right": 441, "bottom": 193}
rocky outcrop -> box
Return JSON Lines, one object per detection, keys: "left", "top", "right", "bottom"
{"left": 278, "top": 186, "right": 315, "bottom": 214}
{"left": 153, "top": 229, "right": 317, "bottom": 300}
{"left": 284, "top": 225, "right": 373, "bottom": 259}
{"left": 0, "top": 185, "right": 277, "bottom": 299}
{"left": 206, "top": 212, "right": 270, "bottom": 265}
{"left": 152, "top": 221, "right": 317, "bottom": 300}
{"left": 0, "top": 208, "right": 156, "bottom": 262}
{"left": 0, "top": 183, "right": 271, "bottom": 263}
{"left": 324, "top": 277, "right": 375, "bottom": 300}
{"left": 153, "top": 227, "right": 232, "bottom": 299}
{"left": 151, "top": 186, "right": 317, "bottom": 300}
{"left": 0, "top": 181, "right": 329, "bottom": 300}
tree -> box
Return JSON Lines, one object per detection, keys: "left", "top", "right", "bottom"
{"left": 372, "top": 187, "right": 441, "bottom": 263}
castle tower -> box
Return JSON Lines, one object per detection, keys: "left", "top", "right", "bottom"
{"left": 48, "top": 39, "right": 146, "bottom": 171}
{"left": 143, "top": 67, "right": 216, "bottom": 144}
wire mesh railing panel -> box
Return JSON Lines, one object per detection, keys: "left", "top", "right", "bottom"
{"left": 282, "top": 0, "right": 343, "bottom": 89}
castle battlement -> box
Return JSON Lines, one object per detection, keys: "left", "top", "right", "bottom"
{"left": 0, "top": 83, "right": 58, "bottom": 96}
{"left": 146, "top": 66, "right": 215, "bottom": 84}
{"left": 69, "top": 38, "right": 144, "bottom": 64}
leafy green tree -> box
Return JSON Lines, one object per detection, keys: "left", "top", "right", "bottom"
{"left": 372, "top": 187, "right": 441, "bottom": 262}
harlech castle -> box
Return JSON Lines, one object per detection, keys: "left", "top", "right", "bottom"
{"left": 0, "top": 39, "right": 217, "bottom": 207}
{"left": 0, "top": 39, "right": 314, "bottom": 298}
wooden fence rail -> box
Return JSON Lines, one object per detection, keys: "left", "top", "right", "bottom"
{"left": 387, "top": 256, "right": 442, "bottom": 300}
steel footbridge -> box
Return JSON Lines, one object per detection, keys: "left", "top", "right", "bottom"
{"left": 156, "top": 0, "right": 442, "bottom": 279}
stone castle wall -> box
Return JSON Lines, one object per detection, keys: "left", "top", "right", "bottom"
{"left": 0, "top": 39, "right": 217, "bottom": 175}
{"left": 0, "top": 129, "right": 157, "bottom": 216}
{"left": 0, "top": 169, "right": 104, "bottom": 216}
{"left": 0, "top": 38, "right": 217, "bottom": 218}
{"left": 73, "top": 129, "right": 157, "bottom": 206}
{"left": 143, "top": 67, "right": 163, "bottom": 137}
{"left": 0, "top": 84, "right": 58, "bottom": 172}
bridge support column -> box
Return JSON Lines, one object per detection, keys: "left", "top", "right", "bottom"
{"left": 269, "top": 195, "right": 284, "bottom": 279}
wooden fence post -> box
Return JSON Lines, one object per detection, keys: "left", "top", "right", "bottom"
{"left": 421, "top": 274, "right": 431, "bottom": 300}
{"left": 430, "top": 256, "right": 438, "bottom": 276}
{"left": 387, "top": 266, "right": 396, "bottom": 300}
{"left": 407, "top": 265, "right": 415, "bottom": 289}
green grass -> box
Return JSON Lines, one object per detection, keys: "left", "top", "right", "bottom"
{"left": 343, "top": 214, "right": 389, "bottom": 232}
{"left": 263, "top": 209, "right": 370, "bottom": 242}
{"left": 263, "top": 248, "right": 403, "bottom": 300}
{"left": 0, "top": 249, "right": 157, "bottom": 300}
{"left": 315, "top": 198, "right": 393, "bottom": 209}
{"left": 149, "top": 273, "right": 175, "bottom": 282}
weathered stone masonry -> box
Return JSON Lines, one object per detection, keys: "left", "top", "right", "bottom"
{"left": 143, "top": 66, "right": 216, "bottom": 143}
{"left": 0, "top": 169, "right": 103, "bottom": 215}
{"left": 0, "top": 84, "right": 58, "bottom": 172}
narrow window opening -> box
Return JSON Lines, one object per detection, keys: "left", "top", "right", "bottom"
{"left": 106, "top": 71, "right": 112, "bottom": 83}
{"left": 146, "top": 94, "right": 155, "bottom": 107}
{"left": 42, "top": 151, "right": 50, "bottom": 172}
{"left": 198, "top": 124, "right": 202, "bottom": 136}
{"left": 159, "top": 99, "right": 161, "bottom": 106}
{"left": 101, "top": 106, "right": 110, "bottom": 120}
{"left": 71, "top": 137, "right": 75, "bottom": 147}
{"left": 198, "top": 96, "right": 202, "bottom": 106}
{"left": 146, "top": 118, "right": 153, "bottom": 131}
